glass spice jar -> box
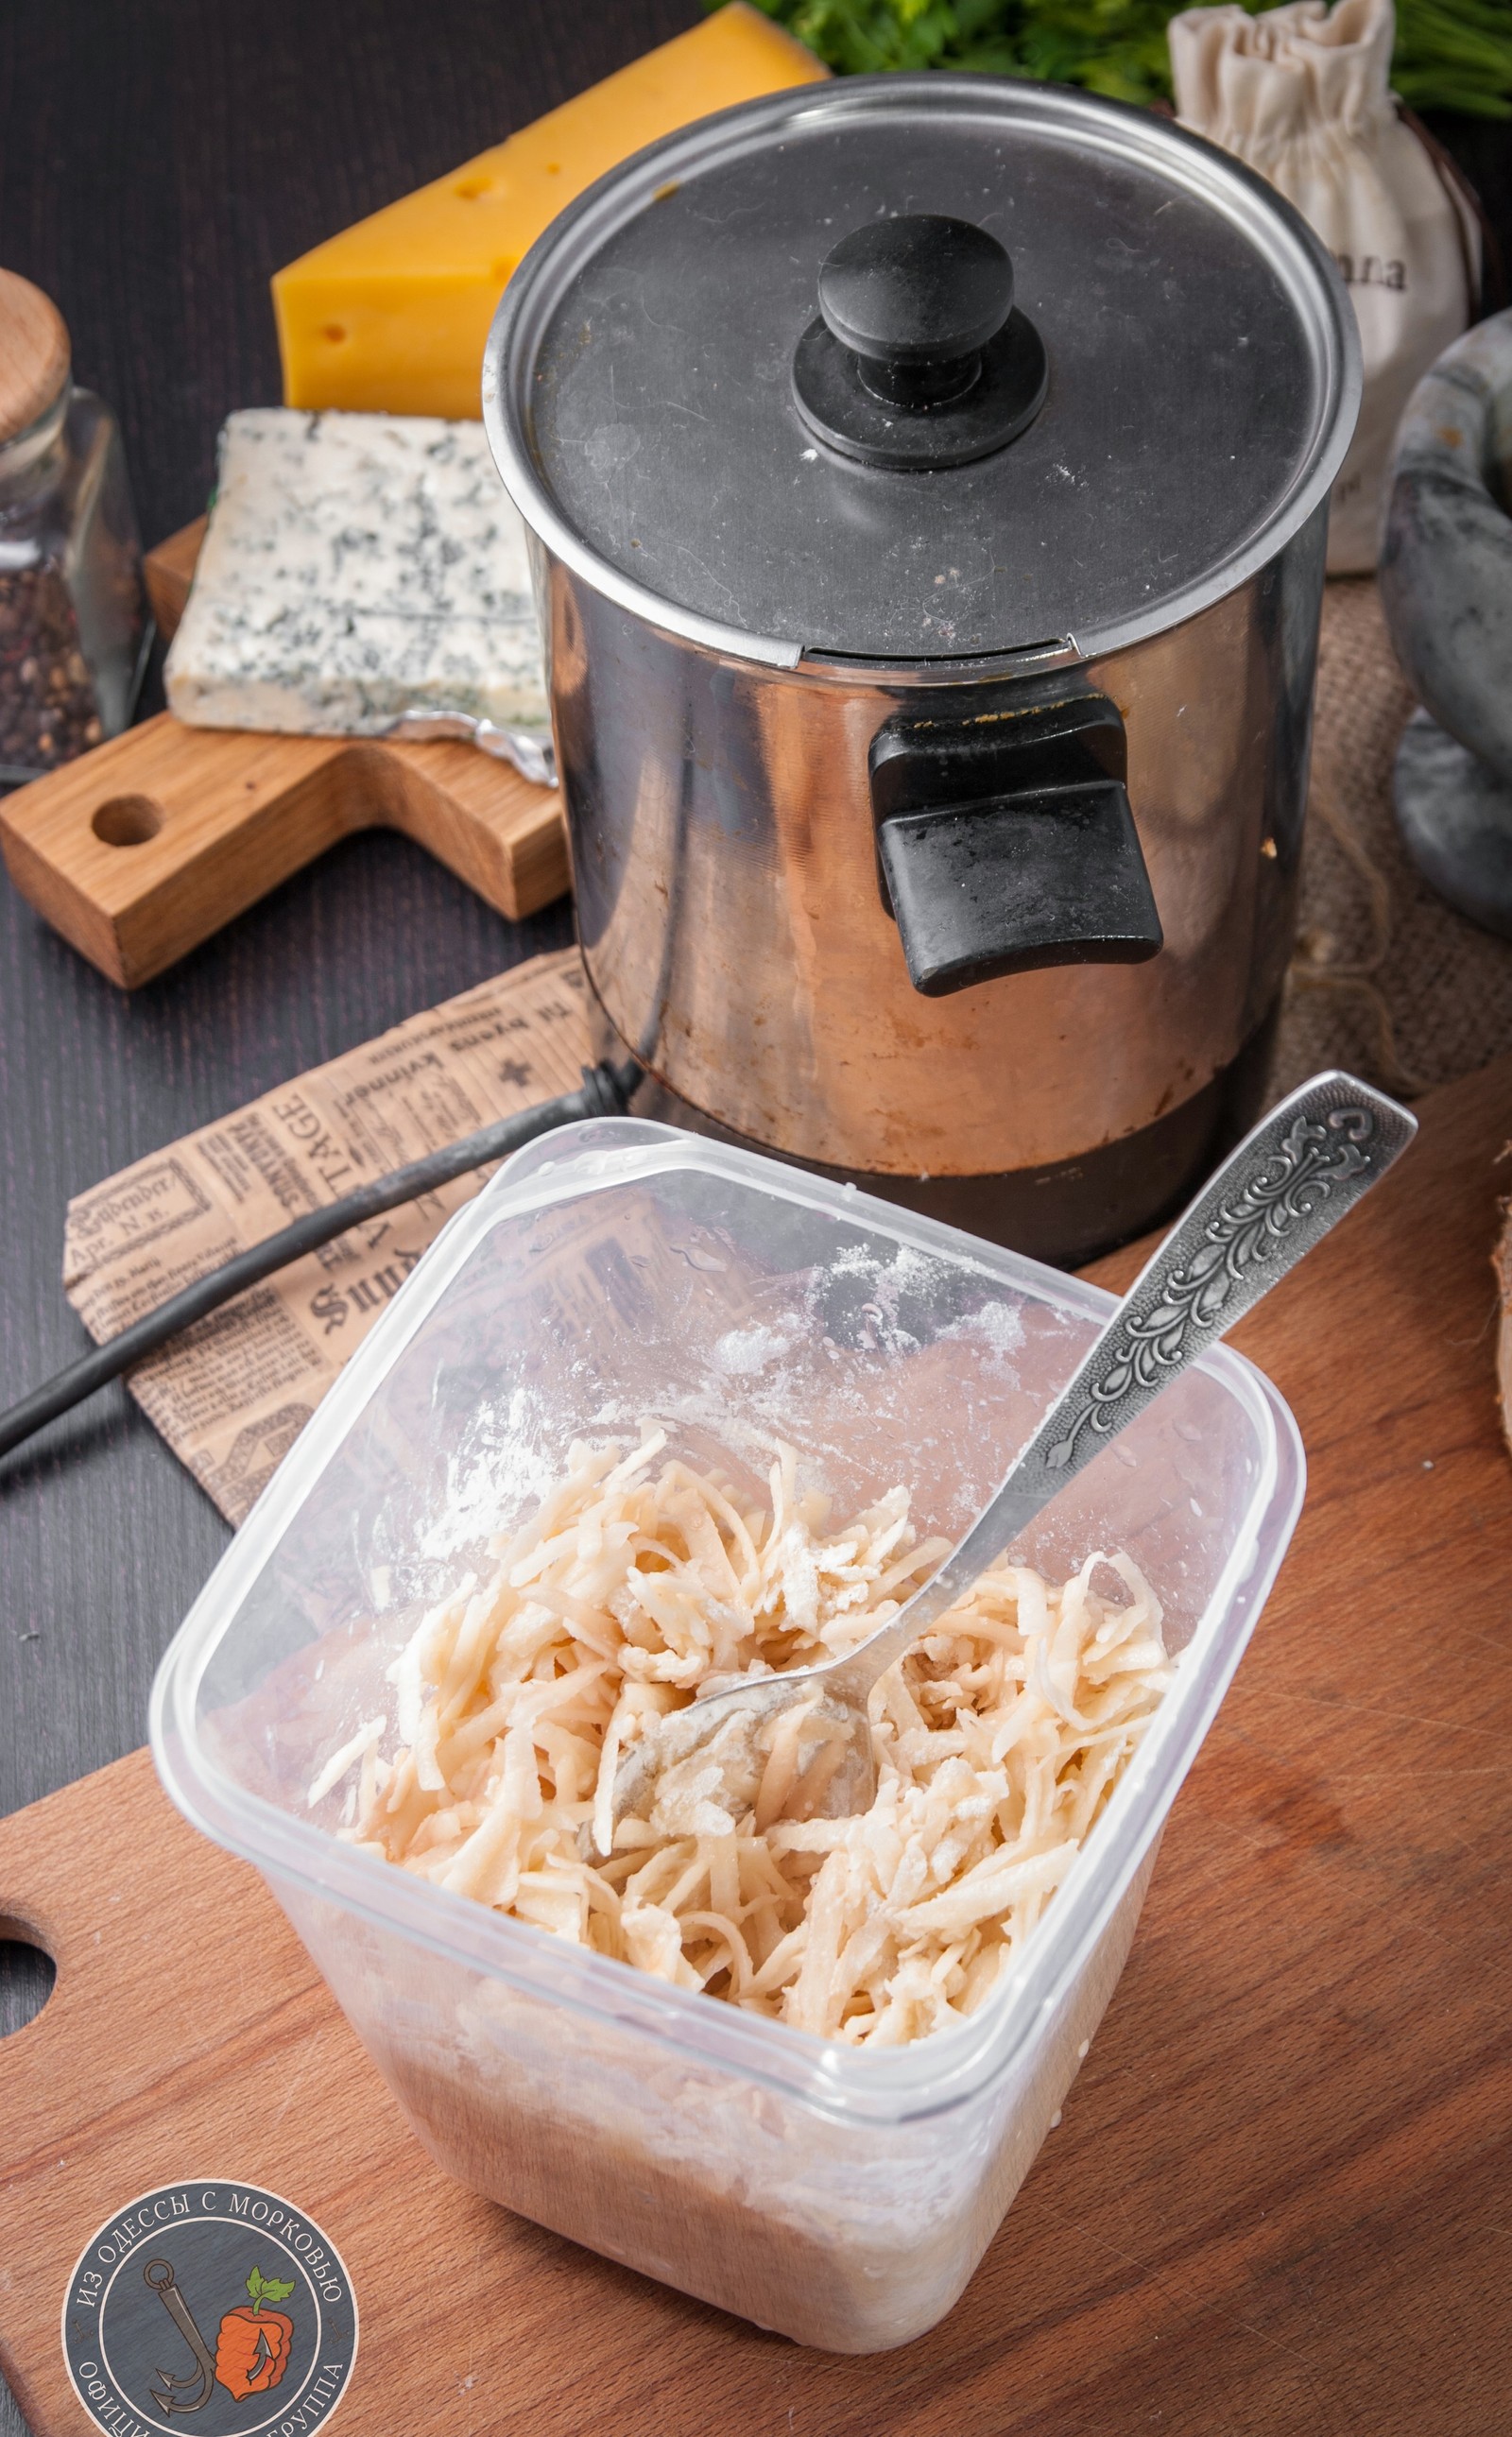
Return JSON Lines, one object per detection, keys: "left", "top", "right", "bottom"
{"left": 0, "top": 268, "right": 148, "bottom": 786}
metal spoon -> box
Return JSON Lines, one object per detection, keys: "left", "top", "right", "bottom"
{"left": 593, "top": 1070, "right": 1415, "bottom": 1852}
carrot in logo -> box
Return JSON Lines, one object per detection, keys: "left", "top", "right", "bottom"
{"left": 214, "top": 2267, "right": 296, "bottom": 2400}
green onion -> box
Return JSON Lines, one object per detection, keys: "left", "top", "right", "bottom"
{"left": 738, "top": 0, "right": 1512, "bottom": 115}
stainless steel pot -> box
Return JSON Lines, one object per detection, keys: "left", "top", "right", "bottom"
{"left": 485, "top": 77, "right": 1359, "bottom": 1262}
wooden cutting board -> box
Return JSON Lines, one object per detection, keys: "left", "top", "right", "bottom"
{"left": 0, "top": 712, "right": 569, "bottom": 989}
{"left": 3, "top": 1053, "right": 1511, "bottom": 2436}
{"left": 142, "top": 516, "right": 208, "bottom": 641}
{"left": 0, "top": 522, "right": 569, "bottom": 988}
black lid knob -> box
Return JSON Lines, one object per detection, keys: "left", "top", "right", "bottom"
{"left": 792, "top": 210, "right": 1046, "bottom": 472}
{"left": 817, "top": 215, "right": 1014, "bottom": 406}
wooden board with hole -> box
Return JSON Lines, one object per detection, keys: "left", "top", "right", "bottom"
{"left": 142, "top": 515, "right": 207, "bottom": 643}
{"left": 0, "top": 709, "right": 570, "bottom": 988}
{"left": 0, "top": 515, "right": 569, "bottom": 987}
{"left": 3, "top": 1054, "right": 1512, "bottom": 2434}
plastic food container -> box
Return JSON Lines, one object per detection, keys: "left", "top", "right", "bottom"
{"left": 152, "top": 1118, "right": 1303, "bottom": 2353}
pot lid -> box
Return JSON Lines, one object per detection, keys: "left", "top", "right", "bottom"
{"left": 484, "top": 77, "right": 1358, "bottom": 668}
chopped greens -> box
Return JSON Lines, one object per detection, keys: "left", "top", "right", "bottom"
{"left": 736, "top": 0, "right": 1512, "bottom": 115}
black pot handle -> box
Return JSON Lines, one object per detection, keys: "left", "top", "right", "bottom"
{"left": 869, "top": 695, "right": 1163, "bottom": 997}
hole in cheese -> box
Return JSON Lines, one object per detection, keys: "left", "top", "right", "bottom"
{"left": 93, "top": 794, "right": 163, "bottom": 848}
{"left": 455, "top": 178, "right": 491, "bottom": 199}
{"left": 320, "top": 323, "right": 347, "bottom": 344}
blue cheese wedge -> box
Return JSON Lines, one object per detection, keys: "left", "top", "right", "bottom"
{"left": 165, "top": 407, "right": 548, "bottom": 737}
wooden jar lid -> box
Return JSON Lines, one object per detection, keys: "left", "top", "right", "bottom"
{"left": 0, "top": 269, "right": 70, "bottom": 444}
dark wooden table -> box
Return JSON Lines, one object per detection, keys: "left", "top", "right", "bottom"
{"left": 0, "top": 9, "right": 1505, "bottom": 2432}
{"left": 0, "top": 9, "right": 684, "bottom": 2430}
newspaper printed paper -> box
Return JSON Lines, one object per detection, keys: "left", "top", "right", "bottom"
{"left": 62, "top": 951, "right": 593, "bottom": 1522}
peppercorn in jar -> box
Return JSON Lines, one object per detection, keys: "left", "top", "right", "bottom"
{"left": 0, "top": 268, "right": 147, "bottom": 784}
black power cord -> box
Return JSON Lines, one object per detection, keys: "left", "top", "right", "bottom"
{"left": 0, "top": 1059, "right": 640, "bottom": 1467}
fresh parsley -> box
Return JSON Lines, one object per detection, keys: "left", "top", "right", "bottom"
{"left": 737, "top": 0, "right": 1512, "bottom": 115}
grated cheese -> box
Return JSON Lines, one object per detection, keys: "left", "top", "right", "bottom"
{"left": 317, "top": 1430, "right": 1173, "bottom": 2049}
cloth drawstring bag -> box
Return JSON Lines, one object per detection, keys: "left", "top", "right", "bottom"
{"left": 1169, "top": 0, "right": 1482, "bottom": 572}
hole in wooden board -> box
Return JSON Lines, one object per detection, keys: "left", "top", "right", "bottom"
{"left": 0, "top": 1933, "right": 56, "bottom": 2036}
{"left": 92, "top": 794, "right": 163, "bottom": 847}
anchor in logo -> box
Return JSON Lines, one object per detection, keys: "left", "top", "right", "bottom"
{"left": 143, "top": 2257, "right": 296, "bottom": 2411}
{"left": 143, "top": 2260, "right": 217, "bottom": 2415}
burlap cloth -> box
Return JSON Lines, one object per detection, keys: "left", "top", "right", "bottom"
{"left": 1271, "top": 578, "right": 1512, "bottom": 1099}
{"left": 60, "top": 578, "right": 1512, "bottom": 1520}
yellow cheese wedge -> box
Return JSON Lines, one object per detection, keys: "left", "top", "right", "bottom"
{"left": 272, "top": 5, "right": 827, "bottom": 420}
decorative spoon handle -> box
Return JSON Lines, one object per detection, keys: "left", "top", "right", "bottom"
{"left": 822, "top": 1069, "right": 1416, "bottom": 1704}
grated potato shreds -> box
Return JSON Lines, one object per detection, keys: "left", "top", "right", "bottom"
{"left": 321, "top": 1429, "right": 1174, "bottom": 2049}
